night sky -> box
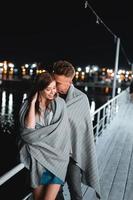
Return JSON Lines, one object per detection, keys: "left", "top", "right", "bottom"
{"left": 0, "top": 0, "right": 132, "bottom": 69}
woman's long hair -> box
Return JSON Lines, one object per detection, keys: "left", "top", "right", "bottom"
{"left": 29, "top": 72, "right": 56, "bottom": 114}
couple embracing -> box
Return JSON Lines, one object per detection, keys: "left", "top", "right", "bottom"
{"left": 19, "top": 60, "right": 100, "bottom": 200}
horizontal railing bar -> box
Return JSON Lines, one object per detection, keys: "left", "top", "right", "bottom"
{"left": 92, "top": 91, "right": 124, "bottom": 116}
{"left": 0, "top": 163, "right": 25, "bottom": 186}
{"left": 22, "top": 192, "right": 32, "bottom": 200}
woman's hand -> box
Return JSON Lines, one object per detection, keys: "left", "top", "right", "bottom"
{"left": 31, "top": 92, "right": 38, "bottom": 104}
{"left": 25, "top": 93, "right": 38, "bottom": 129}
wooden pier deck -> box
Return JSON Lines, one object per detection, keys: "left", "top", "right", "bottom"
{"left": 63, "top": 100, "right": 133, "bottom": 200}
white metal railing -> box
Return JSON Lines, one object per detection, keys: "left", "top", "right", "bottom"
{"left": 0, "top": 163, "right": 25, "bottom": 186}
{"left": 92, "top": 88, "right": 129, "bottom": 142}
{"left": 0, "top": 88, "right": 129, "bottom": 199}
{"left": 22, "top": 192, "right": 32, "bottom": 200}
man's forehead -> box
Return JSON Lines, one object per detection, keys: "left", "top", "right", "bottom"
{"left": 54, "top": 75, "right": 71, "bottom": 83}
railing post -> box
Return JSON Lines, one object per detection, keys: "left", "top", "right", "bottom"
{"left": 112, "top": 37, "right": 120, "bottom": 98}
{"left": 95, "top": 111, "right": 100, "bottom": 141}
{"left": 102, "top": 107, "right": 106, "bottom": 130}
{"left": 107, "top": 103, "right": 111, "bottom": 124}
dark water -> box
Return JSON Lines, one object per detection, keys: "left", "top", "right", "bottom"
{"left": 0, "top": 86, "right": 31, "bottom": 199}
{"left": 0, "top": 84, "right": 112, "bottom": 199}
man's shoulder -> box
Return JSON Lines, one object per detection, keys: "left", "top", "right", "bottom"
{"left": 74, "top": 86, "right": 88, "bottom": 99}
{"left": 73, "top": 86, "right": 91, "bottom": 108}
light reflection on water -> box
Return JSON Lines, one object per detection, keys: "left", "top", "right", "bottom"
{"left": 0, "top": 87, "right": 29, "bottom": 178}
{"left": 1, "top": 90, "right": 6, "bottom": 115}
{"left": 8, "top": 93, "right": 13, "bottom": 115}
{"left": 0, "top": 90, "right": 27, "bottom": 135}
{"left": 0, "top": 88, "right": 30, "bottom": 199}
{"left": 1, "top": 90, "right": 14, "bottom": 134}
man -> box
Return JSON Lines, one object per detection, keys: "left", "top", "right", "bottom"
{"left": 53, "top": 60, "right": 100, "bottom": 200}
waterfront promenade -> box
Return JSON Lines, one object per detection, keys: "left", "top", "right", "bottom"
{"left": 1, "top": 89, "right": 133, "bottom": 200}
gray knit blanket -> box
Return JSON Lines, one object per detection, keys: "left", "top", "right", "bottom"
{"left": 65, "top": 85, "right": 101, "bottom": 198}
{"left": 19, "top": 96, "right": 71, "bottom": 188}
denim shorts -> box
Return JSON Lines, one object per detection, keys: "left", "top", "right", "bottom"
{"left": 40, "top": 169, "right": 64, "bottom": 185}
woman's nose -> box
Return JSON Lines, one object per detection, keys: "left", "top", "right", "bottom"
{"left": 51, "top": 89, "right": 55, "bottom": 94}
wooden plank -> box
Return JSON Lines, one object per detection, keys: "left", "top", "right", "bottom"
{"left": 107, "top": 132, "right": 133, "bottom": 200}
{"left": 97, "top": 123, "right": 123, "bottom": 179}
{"left": 99, "top": 130, "right": 128, "bottom": 200}
{"left": 63, "top": 183, "right": 70, "bottom": 200}
{"left": 99, "top": 103, "right": 133, "bottom": 200}
{"left": 82, "top": 184, "right": 88, "bottom": 196}
{"left": 62, "top": 181, "right": 88, "bottom": 199}
{"left": 123, "top": 146, "right": 133, "bottom": 200}
{"left": 83, "top": 186, "right": 97, "bottom": 200}
{"left": 96, "top": 103, "right": 129, "bottom": 178}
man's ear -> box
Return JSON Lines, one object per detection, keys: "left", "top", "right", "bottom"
{"left": 69, "top": 78, "right": 73, "bottom": 84}
{"left": 72, "top": 73, "right": 75, "bottom": 80}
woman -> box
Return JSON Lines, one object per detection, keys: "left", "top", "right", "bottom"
{"left": 19, "top": 72, "right": 71, "bottom": 200}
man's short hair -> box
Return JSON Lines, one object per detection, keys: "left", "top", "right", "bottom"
{"left": 53, "top": 60, "right": 75, "bottom": 77}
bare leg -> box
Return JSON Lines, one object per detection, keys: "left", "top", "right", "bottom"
{"left": 33, "top": 185, "right": 45, "bottom": 200}
{"left": 33, "top": 184, "right": 61, "bottom": 200}
{"left": 43, "top": 184, "right": 61, "bottom": 200}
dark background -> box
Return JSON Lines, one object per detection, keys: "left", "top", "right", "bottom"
{"left": 0, "top": 2, "right": 131, "bottom": 198}
{"left": 0, "top": 0, "right": 132, "bottom": 69}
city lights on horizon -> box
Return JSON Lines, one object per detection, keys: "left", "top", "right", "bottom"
{"left": 0, "top": 60, "right": 133, "bottom": 83}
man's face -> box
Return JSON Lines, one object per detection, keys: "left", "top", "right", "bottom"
{"left": 54, "top": 75, "right": 72, "bottom": 94}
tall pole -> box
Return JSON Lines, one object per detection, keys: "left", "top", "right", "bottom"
{"left": 131, "top": 63, "right": 133, "bottom": 75}
{"left": 112, "top": 37, "right": 120, "bottom": 98}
